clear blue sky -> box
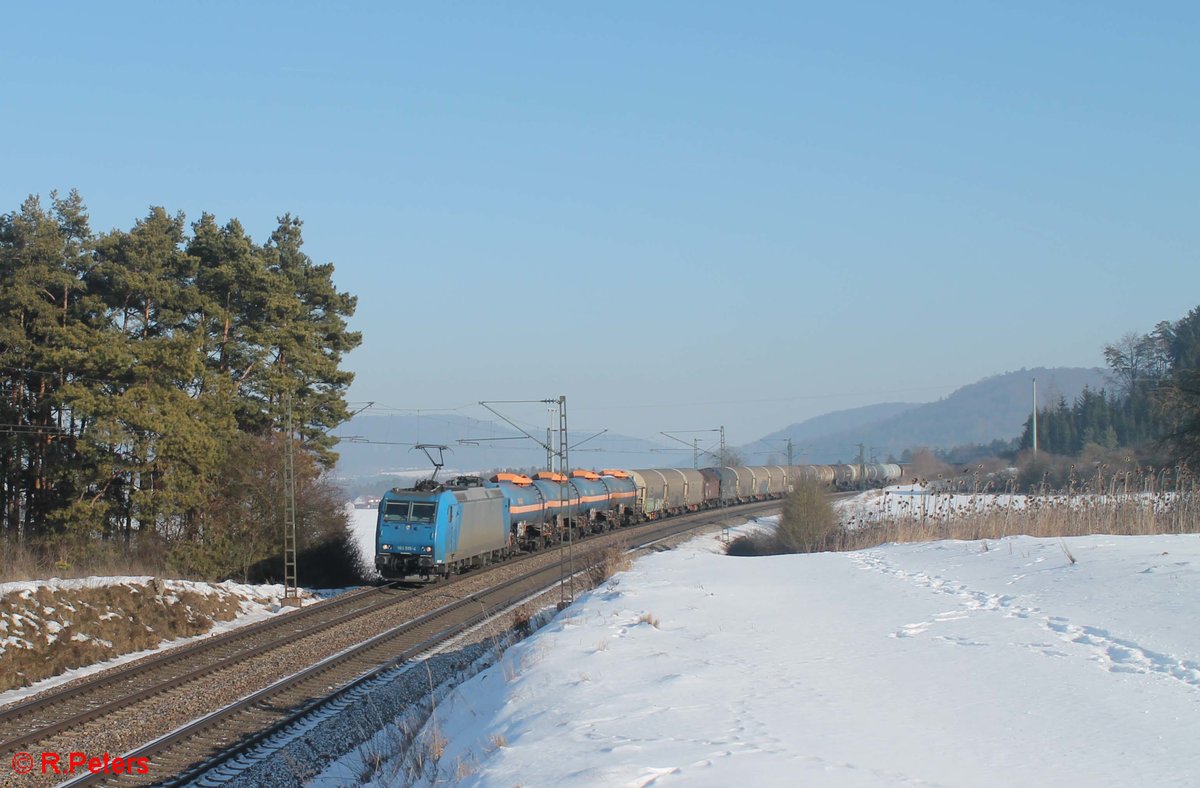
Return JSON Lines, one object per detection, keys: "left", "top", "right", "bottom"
{"left": 3, "top": 2, "right": 1197, "bottom": 445}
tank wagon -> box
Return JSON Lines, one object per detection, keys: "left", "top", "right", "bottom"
{"left": 830, "top": 463, "right": 905, "bottom": 490}
{"left": 487, "top": 472, "right": 555, "bottom": 549}
{"left": 571, "top": 470, "right": 638, "bottom": 532}
{"left": 597, "top": 469, "right": 639, "bottom": 526}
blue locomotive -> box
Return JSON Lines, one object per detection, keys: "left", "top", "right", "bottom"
{"left": 374, "top": 480, "right": 510, "bottom": 578}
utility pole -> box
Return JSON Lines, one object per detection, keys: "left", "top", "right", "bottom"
{"left": 756, "top": 437, "right": 799, "bottom": 467}
{"left": 720, "top": 425, "right": 726, "bottom": 465}
{"left": 475, "top": 400, "right": 597, "bottom": 609}
{"left": 660, "top": 429, "right": 722, "bottom": 467}
{"left": 478, "top": 397, "right": 576, "bottom": 606}
{"left": 282, "top": 391, "right": 300, "bottom": 606}
{"left": 558, "top": 395, "right": 575, "bottom": 607}
{"left": 856, "top": 442, "right": 867, "bottom": 491}
{"left": 1032, "top": 377, "right": 1039, "bottom": 459}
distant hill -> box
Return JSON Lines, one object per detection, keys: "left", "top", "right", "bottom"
{"left": 754, "top": 403, "right": 919, "bottom": 448}
{"left": 744, "top": 367, "right": 1109, "bottom": 464}
{"left": 335, "top": 367, "right": 1109, "bottom": 477}
{"left": 333, "top": 413, "right": 689, "bottom": 479}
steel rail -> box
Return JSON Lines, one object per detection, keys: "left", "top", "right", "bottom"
{"left": 0, "top": 585, "right": 413, "bottom": 752}
{"left": 1, "top": 497, "right": 654, "bottom": 753}
{"left": 61, "top": 502, "right": 782, "bottom": 787}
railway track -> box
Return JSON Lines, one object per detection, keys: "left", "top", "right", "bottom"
{"left": 0, "top": 505, "right": 646, "bottom": 760}
{"left": 0, "top": 500, "right": 781, "bottom": 786}
{"left": 0, "top": 584, "right": 401, "bottom": 754}
{"left": 72, "top": 501, "right": 782, "bottom": 787}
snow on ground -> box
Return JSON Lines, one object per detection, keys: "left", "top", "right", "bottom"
{"left": 839, "top": 483, "right": 1176, "bottom": 526}
{"left": 342, "top": 517, "right": 1200, "bottom": 787}
{"left": 0, "top": 577, "right": 307, "bottom": 708}
{"left": 350, "top": 506, "right": 380, "bottom": 579}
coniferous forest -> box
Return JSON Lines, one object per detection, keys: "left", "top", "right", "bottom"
{"left": 1016, "top": 305, "right": 1200, "bottom": 466}
{"left": 0, "top": 191, "right": 363, "bottom": 582}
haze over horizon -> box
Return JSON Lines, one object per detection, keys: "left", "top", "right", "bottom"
{"left": 4, "top": 3, "right": 1196, "bottom": 444}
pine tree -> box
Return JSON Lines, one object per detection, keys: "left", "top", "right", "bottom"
{"left": 77, "top": 208, "right": 232, "bottom": 542}
{"left": 249, "top": 215, "right": 361, "bottom": 465}
{"left": 0, "top": 193, "right": 361, "bottom": 572}
{"left": 0, "top": 191, "right": 95, "bottom": 540}
{"left": 1158, "top": 307, "right": 1200, "bottom": 465}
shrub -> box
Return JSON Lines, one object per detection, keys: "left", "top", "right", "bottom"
{"left": 908, "top": 447, "right": 954, "bottom": 481}
{"left": 175, "top": 432, "right": 369, "bottom": 587}
{"left": 725, "top": 532, "right": 783, "bottom": 556}
{"left": 1014, "top": 451, "right": 1074, "bottom": 492}
{"left": 511, "top": 604, "right": 534, "bottom": 637}
{"left": 777, "top": 479, "right": 839, "bottom": 553}
{"left": 585, "top": 540, "right": 631, "bottom": 585}
{"left": 725, "top": 480, "right": 838, "bottom": 556}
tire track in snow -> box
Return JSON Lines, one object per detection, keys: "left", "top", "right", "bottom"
{"left": 848, "top": 550, "right": 1200, "bottom": 693}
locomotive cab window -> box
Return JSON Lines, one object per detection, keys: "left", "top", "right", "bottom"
{"left": 410, "top": 503, "right": 437, "bottom": 523}
{"left": 383, "top": 501, "right": 410, "bottom": 520}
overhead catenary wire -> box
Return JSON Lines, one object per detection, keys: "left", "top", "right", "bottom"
{"left": 351, "top": 381, "right": 964, "bottom": 418}
{"left": 341, "top": 406, "right": 695, "bottom": 455}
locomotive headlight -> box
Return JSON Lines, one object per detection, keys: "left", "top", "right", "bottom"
{"left": 424, "top": 546, "right": 433, "bottom": 553}
{"left": 381, "top": 544, "right": 391, "bottom": 550}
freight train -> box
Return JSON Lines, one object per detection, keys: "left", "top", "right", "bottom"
{"left": 374, "top": 463, "right": 903, "bottom": 579}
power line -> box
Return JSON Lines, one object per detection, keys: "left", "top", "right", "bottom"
{"left": 347, "top": 401, "right": 477, "bottom": 414}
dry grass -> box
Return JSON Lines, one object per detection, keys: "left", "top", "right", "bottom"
{"left": 0, "top": 581, "right": 244, "bottom": 691}
{"left": 637, "top": 612, "right": 660, "bottom": 629}
{"left": 510, "top": 603, "right": 535, "bottom": 637}
{"left": 836, "top": 474, "right": 1199, "bottom": 552}
{"left": 586, "top": 540, "right": 632, "bottom": 585}
{"left": 409, "top": 698, "right": 449, "bottom": 782}
{"left": 0, "top": 536, "right": 172, "bottom": 584}
{"left": 455, "top": 755, "right": 478, "bottom": 780}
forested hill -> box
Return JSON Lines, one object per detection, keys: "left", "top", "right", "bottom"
{"left": 751, "top": 367, "right": 1109, "bottom": 463}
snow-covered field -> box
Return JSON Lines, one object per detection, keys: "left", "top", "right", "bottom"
{"left": 330, "top": 514, "right": 1200, "bottom": 787}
